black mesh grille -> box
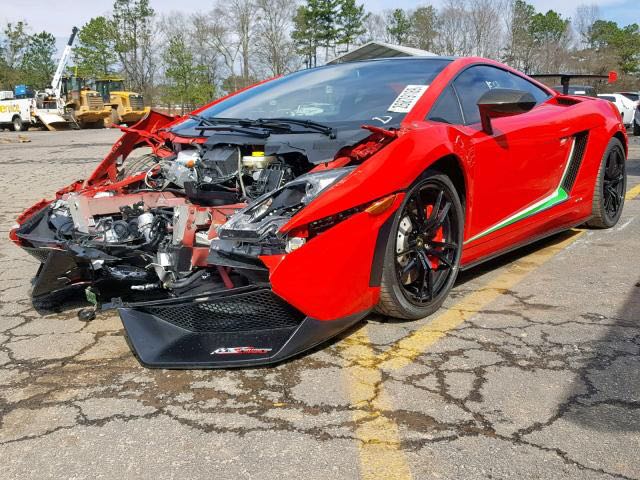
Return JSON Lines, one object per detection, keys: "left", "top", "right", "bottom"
{"left": 562, "top": 132, "right": 589, "bottom": 193}
{"left": 23, "top": 247, "right": 51, "bottom": 263}
{"left": 140, "top": 289, "right": 306, "bottom": 333}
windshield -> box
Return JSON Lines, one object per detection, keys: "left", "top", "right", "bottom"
{"left": 173, "top": 58, "right": 451, "bottom": 132}
{"left": 620, "top": 92, "right": 638, "bottom": 102}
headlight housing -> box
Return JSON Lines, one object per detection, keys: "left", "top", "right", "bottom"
{"left": 217, "top": 167, "right": 355, "bottom": 242}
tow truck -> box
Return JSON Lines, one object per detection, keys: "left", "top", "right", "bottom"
{"left": 0, "top": 27, "right": 79, "bottom": 131}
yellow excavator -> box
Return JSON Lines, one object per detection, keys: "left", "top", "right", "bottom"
{"left": 61, "top": 75, "right": 111, "bottom": 128}
{"left": 95, "top": 77, "right": 150, "bottom": 126}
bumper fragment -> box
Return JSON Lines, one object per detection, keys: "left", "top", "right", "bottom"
{"left": 118, "top": 287, "right": 367, "bottom": 368}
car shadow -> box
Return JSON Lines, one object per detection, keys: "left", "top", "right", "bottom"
{"left": 377, "top": 229, "right": 579, "bottom": 325}
{"left": 560, "top": 277, "right": 640, "bottom": 432}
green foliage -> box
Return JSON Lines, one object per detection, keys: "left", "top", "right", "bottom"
{"left": 21, "top": 31, "right": 57, "bottom": 88}
{"left": 162, "top": 33, "right": 213, "bottom": 112}
{"left": 74, "top": 17, "right": 118, "bottom": 77}
{"left": 111, "top": 0, "right": 156, "bottom": 95}
{"left": 337, "top": 0, "right": 367, "bottom": 49}
{"left": 293, "top": 0, "right": 367, "bottom": 66}
{"left": 3, "top": 21, "right": 29, "bottom": 68}
{"left": 530, "top": 9, "right": 569, "bottom": 46}
{"left": 222, "top": 74, "right": 259, "bottom": 93}
{"left": 315, "top": 0, "right": 341, "bottom": 51}
{"left": 386, "top": 8, "right": 412, "bottom": 45}
{"left": 589, "top": 20, "right": 640, "bottom": 74}
{"left": 292, "top": 3, "right": 319, "bottom": 67}
{"left": 1, "top": 21, "right": 30, "bottom": 87}
{"left": 409, "top": 6, "right": 438, "bottom": 51}
{"left": 503, "top": 0, "right": 536, "bottom": 73}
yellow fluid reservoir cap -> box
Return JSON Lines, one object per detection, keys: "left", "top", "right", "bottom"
{"left": 252, "top": 151, "right": 265, "bottom": 157}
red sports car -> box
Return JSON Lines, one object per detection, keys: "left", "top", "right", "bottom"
{"left": 11, "top": 57, "right": 627, "bottom": 367}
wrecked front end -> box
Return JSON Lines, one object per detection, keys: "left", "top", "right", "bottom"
{"left": 11, "top": 110, "right": 400, "bottom": 367}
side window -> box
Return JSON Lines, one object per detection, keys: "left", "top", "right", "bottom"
{"left": 452, "top": 65, "right": 547, "bottom": 125}
{"left": 428, "top": 86, "right": 463, "bottom": 125}
{"left": 453, "top": 65, "right": 514, "bottom": 125}
{"left": 506, "top": 72, "right": 551, "bottom": 104}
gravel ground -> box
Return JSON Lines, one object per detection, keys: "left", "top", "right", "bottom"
{"left": 0, "top": 128, "right": 639, "bottom": 479}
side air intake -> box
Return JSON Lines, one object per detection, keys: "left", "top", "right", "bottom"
{"left": 562, "top": 131, "right": 589, "bottom": 193}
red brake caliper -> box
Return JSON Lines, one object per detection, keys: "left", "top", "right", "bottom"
{"left": 425, "top": 205, "right": 443, "bottom": 269}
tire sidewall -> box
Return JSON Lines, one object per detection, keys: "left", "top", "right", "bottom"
{"left": 380, "top": 171, "right": 464, "bottom": 319}
{"left": 595, "top": 138, "right": 626, "bottom": 227}
{"left": 12, "top": 116, "right": 23, "bottom": 132}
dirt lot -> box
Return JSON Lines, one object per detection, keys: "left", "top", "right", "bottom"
{"left": 1, "top": 129, "right": 639, "bottom": 479}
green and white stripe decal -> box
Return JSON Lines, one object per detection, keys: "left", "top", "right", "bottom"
{"left": 464, "top": 137, "right": 575, "bottom": 245}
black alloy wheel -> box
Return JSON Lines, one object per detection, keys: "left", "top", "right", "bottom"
{"left": 587, "top": 138, "right": 626, "bottom": 228}
{"left": 377, "top": 173, "right": 463, "bottom": 320}
{"left": 603, "top": 146, "right": 625, "bottom": 220}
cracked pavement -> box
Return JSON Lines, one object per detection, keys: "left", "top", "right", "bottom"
{"left": 0, "top": 129, "right": 638, "bottom": 479}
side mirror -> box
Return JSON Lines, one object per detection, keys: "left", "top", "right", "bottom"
{"left": 477, "top": 88, "right": 536, "bottom": 135}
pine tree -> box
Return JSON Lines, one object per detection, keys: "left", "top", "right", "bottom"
{"left": 74, "top": 17, "right": 118, "bottom": 77}
{"left": 21, "top": 31, "right": 56, "bottom": 88}
{"left": 386, "top": 9, "right": 411, "bottom": 45}
{"left": 337, "top": 0, "right": 368, "bottom": 51}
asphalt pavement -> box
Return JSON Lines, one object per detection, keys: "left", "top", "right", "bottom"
{"left": 0, "top": 129, "right": 639, "bottom": 479}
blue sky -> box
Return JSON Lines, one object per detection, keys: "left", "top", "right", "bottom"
{"left": 1, "top": 0, "right": 638, "bottom": 42}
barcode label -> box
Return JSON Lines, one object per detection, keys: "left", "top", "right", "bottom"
{"left": 388, "top": 85, "right": 429, "bottom": 113}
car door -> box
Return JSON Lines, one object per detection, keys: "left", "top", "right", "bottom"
{"left": 449, "top": 65, "right": 572, "bottom": 243}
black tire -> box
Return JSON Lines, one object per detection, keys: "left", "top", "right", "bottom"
{"left": 12, "top": 116, "right": 24, "bottom": 132}
{"left": 109, "top": 108, "right": 120, "bottom": 127}
{"left": 376, "top": 172, "right": 464, "bottom": 320}
{"left": 634, "top": 122, "right": 640, "bottom": 136}
{"left": 117, "top": 153, "right": 158, "bottom": 181}
{"left": 586, "top": 137, "right": 626, "bottom": 229}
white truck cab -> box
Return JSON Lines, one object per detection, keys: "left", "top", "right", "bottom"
{"left": 0, "top": 91, "right": 36, "bottom": 132}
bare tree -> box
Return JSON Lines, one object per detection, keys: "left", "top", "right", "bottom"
{"left": 468, "top": 0, "right": 503, "bottom": 58}
{"left": 190, "top": 13, "right": 221, "bottom": 96}
{"left": 111, "top": 0, "right": 159, "bottom": 102}
{"left": 228, "top": 0, "right": 259, "bottom": 85}
{"left": 254, "top": 0, "right": 300, "bottom": 76}
{"left": 202, "top": 7, "right": 241, "bottom": 90}
{"left": 574, "top": 4, "right": 600, "bottom": 48}
{"left": 435, "top": 0, "right": 473, "bottom": 56}
{"left": 359, "top": 12, "right": 390, "bottom": 44}
{"left": 159, "top": 12, "right": 218, "bottom": 112}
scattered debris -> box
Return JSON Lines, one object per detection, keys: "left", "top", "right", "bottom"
{"left": 0, "top": 134, "right": 31, "bottom": 144}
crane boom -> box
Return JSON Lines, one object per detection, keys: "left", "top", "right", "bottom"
{"left": 51, "top": 26, "right": 78, "bottom": 98}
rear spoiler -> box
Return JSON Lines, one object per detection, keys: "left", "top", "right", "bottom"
{"left": 530, "top": 71, "right": 618, "bottom": 95}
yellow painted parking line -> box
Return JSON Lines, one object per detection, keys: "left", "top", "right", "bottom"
{"left": 342, "top": 328, "right": 412, "bottom": 480}
{"left": 377, "top": 230, "right": 585, "bottom": 371}
{"left": 376, "top": 182, "right": 640, "bottom": 372}
{"left": 343, "top": 183, "right": 640, "bottom": 477}
{"left": 626, "top": 182, "right": 640, "bottom": 200}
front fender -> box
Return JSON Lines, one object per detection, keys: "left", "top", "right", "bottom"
{"left": 282, "top": 123, "right": 467, "bottom": 233}
{"left": 84, "top": 109, "right": 175, "bottom": 186}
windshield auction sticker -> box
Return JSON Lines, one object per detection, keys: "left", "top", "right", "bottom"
{"left": 388, "top": 85, "right": 429, "bottom": 113}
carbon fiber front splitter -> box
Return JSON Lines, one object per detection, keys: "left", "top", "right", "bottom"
{"left": 118, "top": 290, "right": 367, "bottom": 368}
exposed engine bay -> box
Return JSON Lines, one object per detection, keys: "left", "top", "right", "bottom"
{"left": 12, "top": 111, "right": 396, "bottom": 308}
